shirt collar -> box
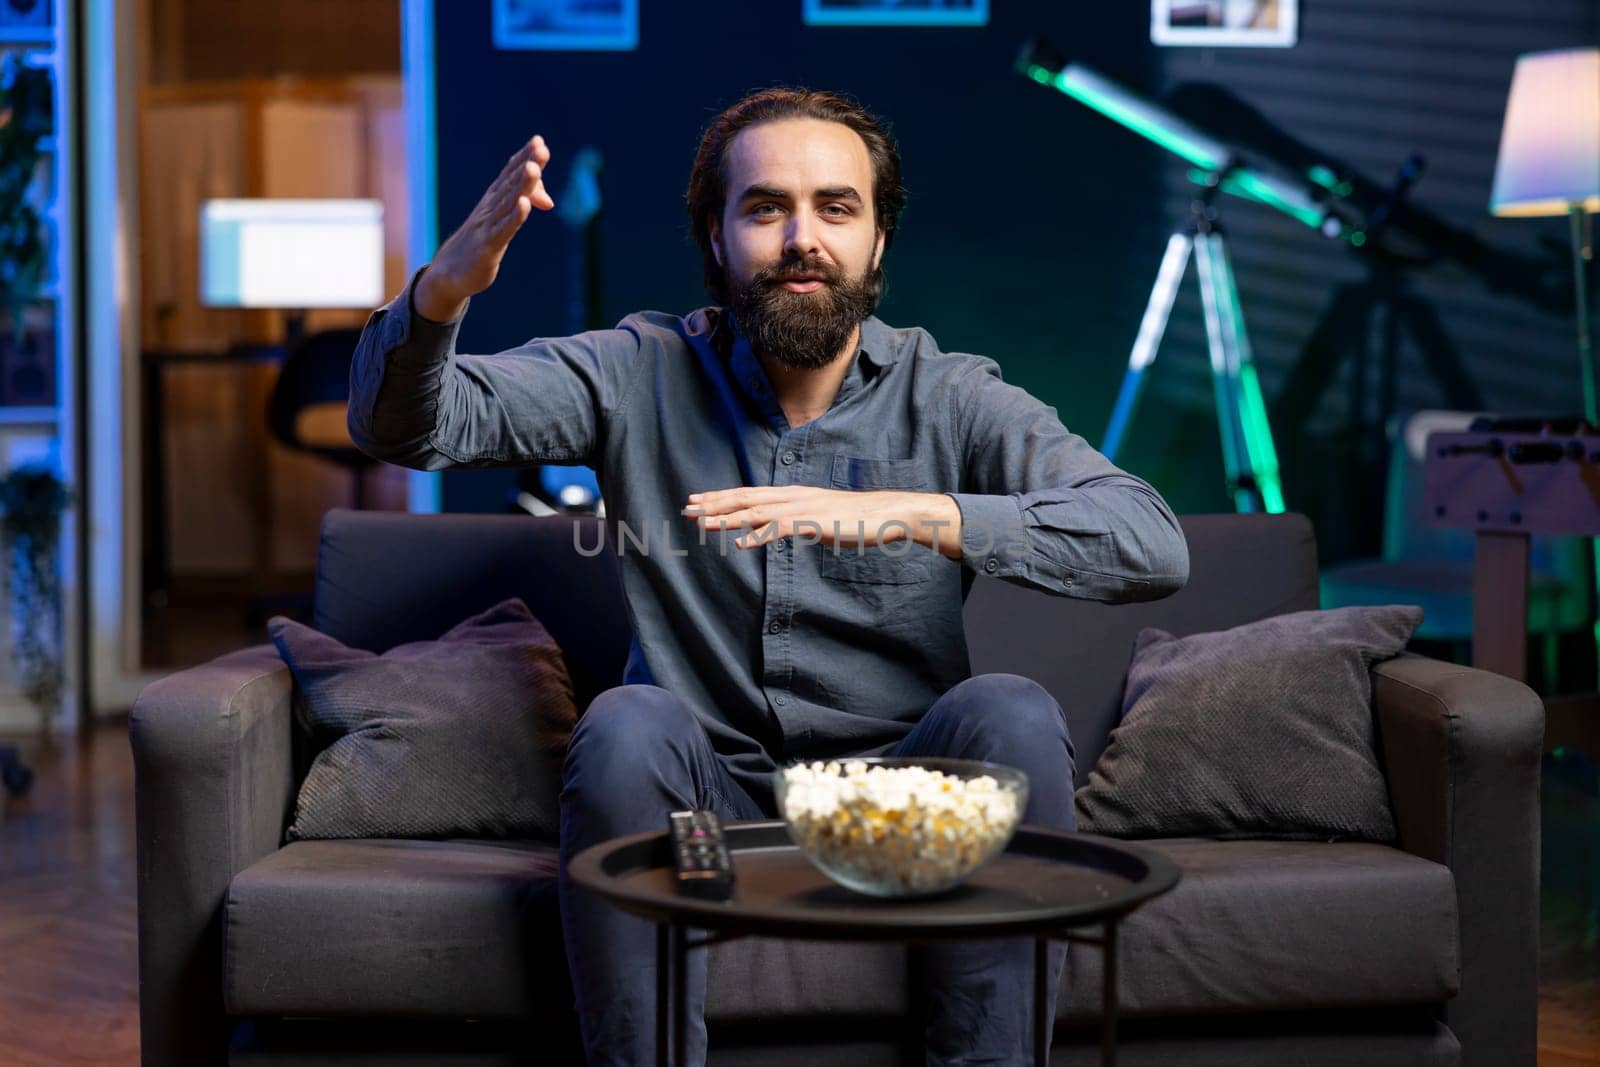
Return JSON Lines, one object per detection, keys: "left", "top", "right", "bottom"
{"left": 856, "top": 315, "right": 900, "bottom": 368}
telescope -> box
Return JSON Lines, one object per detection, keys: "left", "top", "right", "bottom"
{"left": 1016, "top": 38, "right": 1363, "bottom": 247}
{"left": 1015, "top": 37, "right": 1571, "bottom": 516}
{"left": 1016, "top": 37, "right": 1297, "bottom": 513}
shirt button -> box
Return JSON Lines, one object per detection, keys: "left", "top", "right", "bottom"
{"left": 774, "top": 695, "right": 788, "bottom": 707}
{"left": 984, "top": 558, "right": 999, "bottom": 574}
{"left": 1064, "top": 575, "right": 1074, "bottom": 585}
{"left": 768, "top": 619, "right": 783, "bottom": 634}
{"left": 781, "top": 450, "right": 797, "bottom": 465}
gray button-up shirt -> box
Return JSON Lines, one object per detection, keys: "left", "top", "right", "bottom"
{"left": 349, "top": 272, "right": 1189, "bottom": 799}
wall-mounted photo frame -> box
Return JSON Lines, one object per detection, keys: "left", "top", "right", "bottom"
{"left": 803, "top": 0, "right": 989, "bottom": 28}
{"left": 1151, "top": 0, "right": 1298, "bottom": 48}
{"left": 492, "top": 0, "right": 639, "bottom": 51}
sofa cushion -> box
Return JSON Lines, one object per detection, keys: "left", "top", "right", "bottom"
{"left": 1058, "top": 839, "right": 1460, "bottom": 1022}
{"left": 226, "top": 837, "right": 1457, "bottom": 1024}
{"left": 269, "top": 597, "right": 575, "bottom": 841}
{"left": 223, "top": 838, "right": 907, "bottom": 1022}
{"left": 224, "top": 838, "right": 568, "bottom": 1019}
{"left": 1076, "top": 605, "right": 1421, "bottom": 842}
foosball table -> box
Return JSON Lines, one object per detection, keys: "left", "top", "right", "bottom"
{"left": 1424, "top": 416, "right": 1600, "bottom": 753}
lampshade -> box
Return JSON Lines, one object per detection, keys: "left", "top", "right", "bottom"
{"left": 1489, "top": 47, "right": 1600, "bottom": 217}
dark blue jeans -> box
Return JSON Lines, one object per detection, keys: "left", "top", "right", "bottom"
{"left": 557, "top": 674, "right": 1077, "bottom": 1066}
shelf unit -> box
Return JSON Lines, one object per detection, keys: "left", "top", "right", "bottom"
{"left": 0, "top": 0, "right": 80, "bottom": 732}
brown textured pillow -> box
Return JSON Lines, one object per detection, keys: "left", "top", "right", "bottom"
{"left": 1076, "top": 605, "right": 1422, "bottom": 842}
{"left": 268, "top": 597, "right": 576, "bottom": 842}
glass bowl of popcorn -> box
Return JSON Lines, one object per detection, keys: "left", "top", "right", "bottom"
{"left": 773, "top": 756, "right": 1029, "bottom": 898}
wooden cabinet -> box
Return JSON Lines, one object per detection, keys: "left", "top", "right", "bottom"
{"left": 139, "top": 77, "right": 409, "bottom": 582}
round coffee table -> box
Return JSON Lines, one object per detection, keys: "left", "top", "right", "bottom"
{"left": 568, "top": 820, "right": 1180, "bottom": 1067}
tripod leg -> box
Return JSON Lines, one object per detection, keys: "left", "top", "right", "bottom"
{"left": 1193, "top": 233, "right": 1250, "bottom": 510}
{"left": 1195, "top": 233, "right": 1285, "bottom": 514}
{"left": 1102, "top": 234, "right": 1192, "bottom": 462}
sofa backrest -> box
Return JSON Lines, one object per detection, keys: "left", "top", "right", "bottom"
{"left": 315, "top": 509, "right": 1318, "bottom": 778}
{"left": 964, "top": 512, "right": 1318, "bottom": 780}
{"left": 315, "top": 509, "right": 631, "bottom": 714}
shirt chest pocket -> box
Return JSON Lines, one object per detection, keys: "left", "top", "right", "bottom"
{"left": 819, "top": 455, "right": 934, "bottom": 586}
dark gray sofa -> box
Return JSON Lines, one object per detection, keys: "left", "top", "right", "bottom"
{"left": 131, "top": 509, "right": 1543, "bottom": 1066}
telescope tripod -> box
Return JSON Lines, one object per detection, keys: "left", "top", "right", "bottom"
{"left": 1101, "top": 200, "right": 1285, "bottom": 514}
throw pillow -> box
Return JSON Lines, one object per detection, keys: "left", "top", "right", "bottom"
{"left": 1075, "top": 604, "right": 1422, "bottom": 842}
{"left": 268, "top": 597, "right": 577, "bottom": 842}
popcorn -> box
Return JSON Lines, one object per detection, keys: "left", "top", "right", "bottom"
{"left": 778, "top": 760, "right": 1022, "bottom": 894}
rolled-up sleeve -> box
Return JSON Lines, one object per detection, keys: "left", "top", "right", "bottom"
{"left": 347, "top": 267, "right": 645, "bottom": 471}
{"left": 945, "top": 354, "right": 1189, "bottom": 603}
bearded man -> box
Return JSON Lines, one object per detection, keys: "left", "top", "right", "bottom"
{"left": 349, "top": 87, "right": 1189, "bottom": 1066}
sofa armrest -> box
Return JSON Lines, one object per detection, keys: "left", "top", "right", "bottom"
{"left": 1372, "top": 652, "right": 1543, "bottom": 1067}
{"left": 130, "top": 643, "right": 296, "bottom": 1067}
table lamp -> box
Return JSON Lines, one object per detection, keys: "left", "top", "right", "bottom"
{"left": 1489, "top": 46, "right": 1600, "bottom": 422}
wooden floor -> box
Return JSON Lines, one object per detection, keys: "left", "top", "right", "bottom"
{"left": 0, "top": 725, "right": 141, "bottom": 1067}
{"left": 1, "top": 721, "right": 1596, "bottom": 1065}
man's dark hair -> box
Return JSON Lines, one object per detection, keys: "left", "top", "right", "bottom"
{"left": 686, "top": 87, "right": 906, "bottom": 306}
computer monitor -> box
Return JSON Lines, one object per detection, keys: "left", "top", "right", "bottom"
{"left": 200, "top": 199, "right": 385, "bottom": 309}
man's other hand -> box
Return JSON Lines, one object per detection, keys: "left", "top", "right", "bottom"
{"left": 683, "top": 487, "right": 963, "bottom": 560}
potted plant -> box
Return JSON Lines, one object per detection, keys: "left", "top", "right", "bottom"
{"left": 0, "top": 464, "right": 70, "bottom": 729}
{"left": 0, "top": 50, "right": 53, "bottom": 409}
{"left": 0, "top": 50, "right": 51, "bottom": 322}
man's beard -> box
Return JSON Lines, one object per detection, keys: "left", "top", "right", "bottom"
{"left": 727, "top": 254, "right": 881, "bottom": 370}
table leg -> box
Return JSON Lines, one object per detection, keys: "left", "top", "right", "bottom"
{"left": 1473, "top": 529, "right": 1530, "bottom": 681}
{"left": 673, "top": 922, "right": 688, "bottom": 1067}
{"left": 1102, "top": 921, "right": 1119, "bottom": 1067}
{"left": 1034, "top": 936, "right": 1049, "bottom": 1066}
{"left": 656, "top": 923, "right": 669, "bottom": 1067}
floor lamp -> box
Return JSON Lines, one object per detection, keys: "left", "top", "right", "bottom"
{"left": 1489, "top": 46, "right": 1600, "bottom": 685}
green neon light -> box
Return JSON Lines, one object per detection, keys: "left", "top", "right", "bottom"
{"left": 1208, "top": 364, "right": 1244, "bottom": 496}
{"left": 1308, "top": 167, "right": 1353, "bottom": 200}
{"left": 1208, "top": 235, "right": 1286, "bottom": 515}
{"left": 1222, "top": 171, "right": 1325, "bottom": 230}
{"left": 1030, "top": 66, "right": 1223, "bottom": 170}
{"left": 1238, "top": 363, "right": 1286, "bottom": 513}
{"left": 1350, "top": 231, "right": 1367, "bottom": 247}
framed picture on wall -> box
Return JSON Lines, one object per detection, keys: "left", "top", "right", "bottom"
{"left": 803, "top": 0, "right": 989, "bottom": 28}
{"left": 1151, "top": 0, "right": 1298, "bottom": 47}
{"left": 492, "top": 0, "right": 639, "bottom": 51}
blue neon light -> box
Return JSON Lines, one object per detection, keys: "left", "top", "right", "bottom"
{"left": 804, "top": 0, "right": 988, "bottom": 27}
{"left": 492, "top": 0, "right": 640, "bottom": 51}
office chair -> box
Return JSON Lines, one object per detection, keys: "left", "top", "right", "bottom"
{"left": 267, "top": 327, "right": 378, "bottom": 509}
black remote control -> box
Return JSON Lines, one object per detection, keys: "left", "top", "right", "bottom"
{"left": 668, "top": 810, "right": 735, "bottom": 901}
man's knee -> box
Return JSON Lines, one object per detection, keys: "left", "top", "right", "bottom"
{"left": 566, "top": 684, "right": 698, "bottom": 784}
{"left": 941, "top": 673, "right": 1069, "bottom": 745}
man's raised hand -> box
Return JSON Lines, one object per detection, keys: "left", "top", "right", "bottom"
{"left": 414, "top": 135, "right": 555, "bottom": 322}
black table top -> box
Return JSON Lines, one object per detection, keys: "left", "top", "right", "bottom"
{"left": 567, "top": 820, "right": 1180, "bottom": 941}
